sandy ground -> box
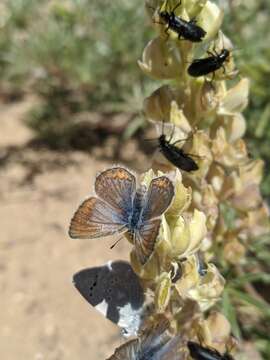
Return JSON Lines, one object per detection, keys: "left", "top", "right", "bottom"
{"left": 0, "top": 99, "right": 147, "bottom": 360}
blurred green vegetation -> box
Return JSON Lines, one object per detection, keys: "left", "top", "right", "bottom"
{"left": 0, "top": 0, "right": 155, "bottom": 146}
{"left": 223, "top": 0, "right": 270, "bottom": 199}
{"left": 0, "top": 0, "right": 269, "bottom": 194}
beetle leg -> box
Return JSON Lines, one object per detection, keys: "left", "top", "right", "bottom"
{"left": 164, "top": 25, "right": 170, "bottom": 41}
{"left": 222, "top": 65, "right": 226, "bottom": 74}
{"left": 207, "top": 73, "right": 215, "bottom": 90}
{"left": 172, "top": 0, "right": 182, "bottom": 13}
{"left": 168, "top": 124, "right": 176, "bottom": 143}
{"left": 189, "top": 17, "right": 197, "bottom": 24}
{"left": 178, "top": 33, "right": 184, "bottom": 41}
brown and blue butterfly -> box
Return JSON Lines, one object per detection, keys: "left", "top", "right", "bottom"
{"left": 69, "top": 167, "right": 174, "bottom": 264}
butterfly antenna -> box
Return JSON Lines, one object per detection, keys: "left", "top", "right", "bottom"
{"left": 110, "top": 236, "right": 123, "bottom": 249}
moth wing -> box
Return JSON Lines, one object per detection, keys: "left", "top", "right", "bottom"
{"left": 135, "top": 219, "right": 161, "bottom": 265}
{"left": 95, "top": 167, "right": 136, "bottom": 217}
{"left": 69, "top": 197, "right": 126, "bottom": 239}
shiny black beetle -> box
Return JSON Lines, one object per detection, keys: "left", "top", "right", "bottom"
{"left": 154, "top": 0, "right": 206, "bottom": 42}
{"left": 157, "top": 124, "right": 199, "bottom": 172}
{"left": 188, "top": 48, "right": 230, "bottom": 78}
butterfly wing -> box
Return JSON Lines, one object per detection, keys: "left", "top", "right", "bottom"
{"left": 69, "top": 197, "right": 126, "bottom": 239}
{"left": 106, "top": 317, "right": 168, "bottom": 360}
{"left": 134, "top": 176, "right": 174, "bottom": 264}
{"left": 69, "top": 167, "right": 135, "bottom": 239}
{"left": 157, "top": 335, "right": 185, "bottom": 360}
{"left": 135, "top": 219, "right": 161, "bottom": 265}
{"left": 107, "top": 338, "right": 139, "bottom": 360}
{"left": 73, "top": 261, "right": 145, "bottom": 336}
{"left": 107, "top": 316, "right": 182, "bottom": 360}
{"left": 95, "top": 167, "right": 136, "bottom": 216}
{"left": 139, "top": 318, "right": 184, "bottom": 360}
{"left": 142, "top": 176, "right": 174, "bottom": 221}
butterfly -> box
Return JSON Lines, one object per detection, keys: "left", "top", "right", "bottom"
{"left": 73, "top": 260, "right": 148, "bottom": 336}
{"left": 107, "top": 316, "right": 184, "bottom": 360}
{"left": 69, "top": 167, "right": 174, "bottom": 264}
{"left": 188, "top": 342, "right": 235, "bottom": 360}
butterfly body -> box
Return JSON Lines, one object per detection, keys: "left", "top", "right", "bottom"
{"left": 128, "top": 186, "right": 146, "bottom": 232}
{"left": 188, "top": 341, "right": 234, "bottom": 360}
{"left": 159, "top": 134, "right": 199, "bottom": 172}
{"left": 69, "top": 167, "right": 174, "bottom": 264}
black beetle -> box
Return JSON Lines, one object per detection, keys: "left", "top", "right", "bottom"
{"left": 152, "top": 0, "right": 206, "bottom": 42}
{"left": 188, "top": 341, "right": 235, "bottom": 360}
{"left": 188, "top": 48, "right": 230, "bottom": 79}
{"left": 157, "top": 123, "right": 199, "bottom": 172}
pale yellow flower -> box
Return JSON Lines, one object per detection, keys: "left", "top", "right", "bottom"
{"left": 163, "top": 209, "right": 207, "bottom": 259}
{"left": 155, "top": 271, "right": 172, "bottom": 313}
{"left": 138, "top": 37, "right": 182, "bottom": 79}
{"left": 198, "top": 312, "right": 232, "bottom": 353}
{"left": 211, "top": 127, "right": 247, "bottom": 167}
{"left": 223, "top": 236, "right": 246, "bottom": 265}
{"left": 218, "top": 78, "right": 250, "bottom": 115}
{"left": 196, "top": 1, "right": 224, "bottom": 41}
{"left": 175, "top": 256, "right": 225, "bottom": 311}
